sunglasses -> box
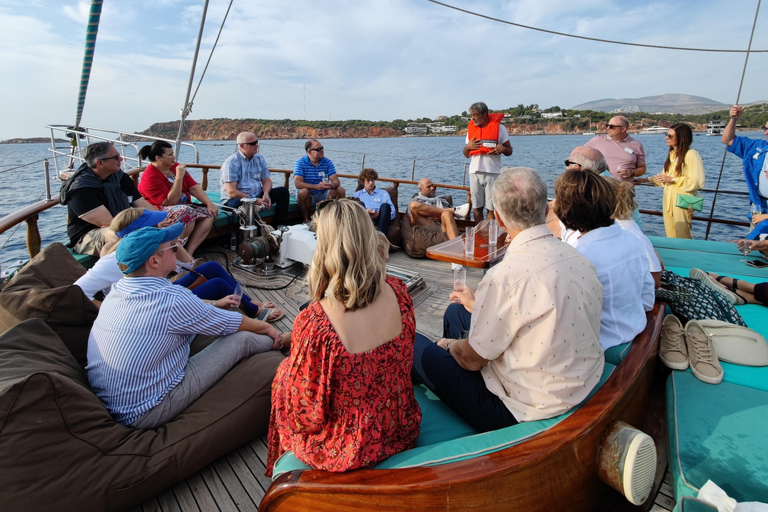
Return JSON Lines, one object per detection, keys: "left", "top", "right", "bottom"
{"left": 100, "top": 154, "right": 121, "bottom": 162}
{"left": 665, "top": 133, "right": 675, "bottom": 139}
{"left": 157, "top": 243, "right": 179, "bottom": 254}
{"left": 564, "top": 160, "right": 582, "bottom": 167}
{"left": 309, "top": 146, "right": 324, "bottom": 152}
{"left": 606, "top": 124, "right": 626, "bottom": 129}
{"left": 241, "top": 141, "right": 259, "bottom": 146}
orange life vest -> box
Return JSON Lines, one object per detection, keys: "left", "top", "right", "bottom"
{"left": 467, "top": 113, "right": 505, "bottom": 156}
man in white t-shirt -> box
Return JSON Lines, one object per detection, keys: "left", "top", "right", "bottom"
{"left": 462, "top": 102, "right": 513, "bottom": 221}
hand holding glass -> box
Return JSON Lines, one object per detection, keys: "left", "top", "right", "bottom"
{"left": 231, "top": 282, "right": 243, "bottom": 310}
{"left": 453, "top": 267, "right": 466, "bottom": 303}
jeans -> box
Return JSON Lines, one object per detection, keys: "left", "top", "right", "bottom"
{"left": 443, "top": 302, "right": 471, "bottom": 339}
{"left": 173, "top": 261, "right": 259, "bottom": 317}
{"left": 223, "top": 186, "right": 290, "bottom": 224}
{"left": 131, "top": 331, "right": 274, "bottom": 429}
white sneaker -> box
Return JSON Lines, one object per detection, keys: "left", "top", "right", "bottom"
{"left": 454, "top": 203, "right": 470, "bottom": 219}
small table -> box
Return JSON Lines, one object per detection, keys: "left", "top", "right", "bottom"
{"left": 426, "top": 219, "right": 508, "bottom": 269}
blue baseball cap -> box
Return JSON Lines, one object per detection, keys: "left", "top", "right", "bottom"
{"left": 116, "top": 209, "right": 169, "bottom": 238}
{"left": 116, "top": 223, "right": 185, "bottom": 275}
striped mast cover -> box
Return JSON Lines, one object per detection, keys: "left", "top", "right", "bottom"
{"left": 74, "top": 0, "right": 103, "bottom": 131}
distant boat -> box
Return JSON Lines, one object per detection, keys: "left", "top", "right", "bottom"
{"left": 706, "top": 119, "right": 726, "bottom": 136}
{"left": 640, "top": 126, "right": 668, "bottom": 134}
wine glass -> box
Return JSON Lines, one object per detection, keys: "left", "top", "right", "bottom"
{"left": 318, "top": 171, "right": 327, "bottom": 183}
{"left": 739, "top": 241, "right": 752, "bottom": 263}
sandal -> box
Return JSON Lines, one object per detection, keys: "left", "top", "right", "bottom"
{"left": 689, "top": 269, "right": 748, "bottom": 305}
{"left": 256, "top": 307, "right": 285, "bottom": 323}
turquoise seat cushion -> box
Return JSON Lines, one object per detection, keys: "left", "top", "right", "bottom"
{"left": 604, "top": 341, "right": 632, "bottom": 365}
{"left": 677, "top": 497, "right": 718, "bottom": 512}
{"left": 652, "top": 236, "right": 768, "bottom": 279}
{"left": 666, "top": 371, "right": 768, "bottom": 504}
{"left": 67, "top": 250, "right": 97, "bottom": 270}
{"left": 272, "top": 363, "right": 616, "bottom": 478}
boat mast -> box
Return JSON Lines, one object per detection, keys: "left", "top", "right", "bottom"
{"left": 175, "top": 0, "right": 211, "bottom": 155}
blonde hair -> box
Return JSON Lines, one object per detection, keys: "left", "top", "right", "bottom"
{"left": 307, "top": 199, "right": 386, "bottom": 311}
{"left": 101, "top": 208, "right": 146, "bottom": 256}
{"left": 605, "top": 177, "right": 637, "bottom": 220}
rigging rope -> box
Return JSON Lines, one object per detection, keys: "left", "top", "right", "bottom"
{"left": 73, "top": 0, "right": 103, "bottom": 129}
{"left": 424, "top": 0, "right": 768, "bottom": 53}
{"left": 190, "top": 0, "right": 235, "bottom": 107}
{"left": 0, "top": 159, "right": 48, "bottom": 174}
{"left": 704, "top": 0, "right": 762, "bottom": 240}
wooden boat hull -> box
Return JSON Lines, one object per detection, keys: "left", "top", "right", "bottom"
{"left": 259, "top": 303, "right": 664, "bottom": 512}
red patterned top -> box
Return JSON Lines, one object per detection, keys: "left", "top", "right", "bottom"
{"left": 266, "top": 276, "right": 421, "bottom": 475}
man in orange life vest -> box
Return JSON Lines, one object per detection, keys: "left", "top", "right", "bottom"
{"left": 462, "top": 102, "right": 513, "bottom": 221}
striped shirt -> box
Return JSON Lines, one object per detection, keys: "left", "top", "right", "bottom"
{"left": 86, "top": 276, "right": 243, "bottom": 425}
{"left": 293, "top": 155, "right": 336, "bottom": 194}
{"left": 220, "top": 151, "right": 272, "bottom": 203}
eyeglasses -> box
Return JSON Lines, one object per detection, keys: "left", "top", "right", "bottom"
{"left": 100, "top": 154, "right": 121, "bottom": 162}
{"left": 241, "top": 141, "right": 259, "bottom": 146}
{"left": 564, "top": 160, "right": 582, "bottom": 167}
{"left": 665, "top": 134, "right": 675, "bottom": 139}
{"left": 156, "top": 243, "right": 179, "bottom": 254}
{"left": 309, "top": 146, "right": 324, "bottom": 152}
{"left": 606, "top": 124, "right": 625, "bottom": 130}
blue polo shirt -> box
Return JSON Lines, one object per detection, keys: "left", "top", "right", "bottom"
{"left": 728, "top": 136, "right": 768, "bottom": 214}
{"left": 354, "top": 187, "right": 395, "bottom": 220}
{"left": 293, "top": 155, "right": 336, "bottom": 195}
{"left": 220, "top": 151, "right": 272, "bottom": 203}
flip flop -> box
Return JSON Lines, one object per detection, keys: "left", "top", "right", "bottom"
{"left": 689, "top": 268, "right": 747, "bottom": 305}
{"left": 256, "top": 307, "right": 285, "bottom": 323}
{"left": 257, "top": 301, "right": 277, "bottom": 309}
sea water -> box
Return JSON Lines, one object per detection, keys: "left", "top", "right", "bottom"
{"left": 0, "top": 132, "right": 758, "bottom": 270}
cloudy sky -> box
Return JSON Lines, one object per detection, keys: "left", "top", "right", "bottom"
{"left": 1, "top": 0, "right": 767, "bottom": 140}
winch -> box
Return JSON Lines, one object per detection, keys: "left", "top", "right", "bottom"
{"left": 231, "top": 198, "right": 317, "bottom": 272}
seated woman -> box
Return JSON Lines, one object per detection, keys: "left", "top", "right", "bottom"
{"left": 266, "top": 198, "right": 421, "bottom": 475}
{"left": 75, "top": 208, "right": 284, "bottom": 322}
{"left": 137, "top": 141, "right": 218, "bottom": 256}
{"left": 607, "top": 177, "right": 663, "bottom": 288}
{"left": 553, "top": 170, "right": 655, "bottom": 351}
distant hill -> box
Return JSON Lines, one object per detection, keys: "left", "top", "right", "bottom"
{"left": 571, "top": 94, "right": 768, "bottom": 115}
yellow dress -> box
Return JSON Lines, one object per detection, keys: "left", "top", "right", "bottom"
{"left": 653, "top": 148, "right": 705, "bottom": 239}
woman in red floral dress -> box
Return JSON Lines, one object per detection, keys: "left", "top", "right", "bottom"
{"left": 266, "top": 198, "right": 421, "bottom": 475}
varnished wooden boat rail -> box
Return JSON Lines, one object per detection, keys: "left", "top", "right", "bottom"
{"left": 0, "top": 199, "right": 59, "bottom": 259}
{"left": 259, "top": 303, "right": 665, "bottom": 512}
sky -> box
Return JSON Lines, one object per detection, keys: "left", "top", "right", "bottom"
{"left": 1, "top": 0, "right": 768, "bottom": 140}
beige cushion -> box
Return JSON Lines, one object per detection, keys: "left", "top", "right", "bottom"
{"left": 401, "top": 194, "right": 452, "bottom": 258}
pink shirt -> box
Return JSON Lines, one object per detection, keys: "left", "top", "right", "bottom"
{"left": 586, "top": 134, "right": 646, "bottom": 183}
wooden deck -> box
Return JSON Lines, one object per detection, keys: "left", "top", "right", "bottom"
{"left": 127, "top": 244, "right": 674, "bottom": 512}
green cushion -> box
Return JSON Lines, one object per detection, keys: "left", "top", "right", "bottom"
{"left": 198, "top": 191, "right": 301, "bottom": 229}
{"left": 272, "top": 363, "right": 616, "bottom": 478}
{"left": 667, "top": 371, "right": 768, "bottom": 504}
{"left": 604, "top": 342, "right": 632, "bottom": 365}
{"left": 67, "top": 250, "right": 97, "bottom": 270}
{"left": 677, "top": 497, "right": 718, "bottom": 512}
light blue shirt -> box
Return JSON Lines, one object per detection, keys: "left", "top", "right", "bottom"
{"left": 293, "top": 155, "right": 336, "bottom": 194}
{"left": 220, "top": 151, "right": 272, "bottom": 203}
{"left": 565, "top": 223, "right": 654, "bottom": 351}
{"left": 353, "top": 187, "right": 395, "bottom": 220}
{"left": 86, "top": 276, "right": 243, "bottom": 425}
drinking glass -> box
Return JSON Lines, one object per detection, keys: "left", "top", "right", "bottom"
{"left": 231, "top": 282, "right": 243, "bottom": 310}
{"left": 453, "top": 266, "right": 466, "bottom": 303}
{"left": 464, "top": 227, "right": 475, "bottom": 256}
{"left": 318, "top": 171, "right": 327, "bottom": 183}
{"left": 740, "top": 241, "right": 752, "bottom": 263}
{"left": 488, "top": 219, "right": 499, "bottom": 246}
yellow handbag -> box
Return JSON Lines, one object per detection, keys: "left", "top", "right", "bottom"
{"left": 675, "top": 194, "right": 703, "bottom": 211}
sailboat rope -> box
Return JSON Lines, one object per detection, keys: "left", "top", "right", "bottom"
{"left": 704, "top": 0, "right": 762, "bottom": 240}
{"left": 426, "top": 0, "right": 768, "bottom": 53}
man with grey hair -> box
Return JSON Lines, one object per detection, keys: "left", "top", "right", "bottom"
{"left": 412, "top": 167, "right": 604, "bottom": 432}
{"left": 462, "top": 101, "right": 513, "bottom": 221}
{"left": 60, "top": 141, "right": 155, "bottom": 256}
{"left": 585, "top": 115, "right": 646, "bottom": 183}
{"left": 565, "top": 145, "right": 607, "bottom": 173}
